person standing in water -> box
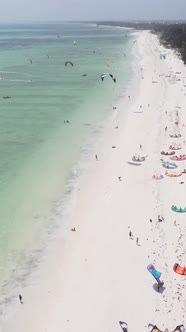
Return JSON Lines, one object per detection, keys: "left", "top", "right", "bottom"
{"left": 19, "top": 294, "right": 23, "bottom": 304}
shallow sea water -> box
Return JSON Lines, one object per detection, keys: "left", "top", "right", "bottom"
{"left": 0, "top": 22, "right": 133, "bottom": 286}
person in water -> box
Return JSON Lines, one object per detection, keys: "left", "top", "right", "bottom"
{"left": 19, "top": 294, "right": 23, "bottom": 304}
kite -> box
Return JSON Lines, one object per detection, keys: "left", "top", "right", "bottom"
{"left": 147, "top": 263, "right": 164, "bottom": 286}
{"left": 173, "top": 263, "right": 186, "bottom": 275}
{"left": 148, "top": 325, "right": 162, "bottom": 332}
{"left": 119, "top": 321, "right": 128, "bottom": 332}
{"left": 173, "top": 326, "right": 185, "bottom": 332}
{"left": 65, "top": 61, "right": 73, "bottom": 67}
{"left": 101, "top": 73, "right": 116, "bottom": 83}
{"left": 119, "top": 322, "right": 185, "bottom": 332}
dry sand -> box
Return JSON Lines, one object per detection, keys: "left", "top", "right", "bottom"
{"left": 0, "top": 31, "right": 186, "bottom": 332}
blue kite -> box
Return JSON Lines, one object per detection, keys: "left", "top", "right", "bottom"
{"left": 147, "top": 263, "right": 164, "bottom": 286}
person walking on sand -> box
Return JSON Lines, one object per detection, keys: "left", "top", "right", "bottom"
{"left": 129, "top": 231, "right": 133, "bottom": 239}
{"left": 19, "top": 294, "right": 23, "bottom": 304}
{"left": 95, "top": 154, "right": 98, "bottom": 161}
{"left": 140, "top": 144, "right": 142, "bottom": 150}
{"left": 136, "top": 237, "right": 139, "bottom": 246}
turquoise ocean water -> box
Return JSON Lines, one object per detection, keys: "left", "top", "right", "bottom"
{"left": 0, "top": 22, "right": 133, "bottom": 288}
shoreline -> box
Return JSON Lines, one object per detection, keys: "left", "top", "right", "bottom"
{"left": 1, "top": 30, "right": 186, "bottom": 331}
{"left": 0, "top": 24, "right": 133, "bottom": 289}
{"left": 0, "top": 29, "right": 135, "bottom": 294}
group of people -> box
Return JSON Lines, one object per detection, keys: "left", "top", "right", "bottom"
{"left": 129, "top": 231, "right": 139, "bottom": 246}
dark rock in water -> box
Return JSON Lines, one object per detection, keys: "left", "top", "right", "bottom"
{"left": 82, "top": 74, "right": 87, "bottom": 76}
{"left": 3, "top": 96, "right": 11, "bottom": 99}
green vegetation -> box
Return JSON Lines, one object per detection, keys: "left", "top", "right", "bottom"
{"left": 96, "top": 21, "right": 186, "bottom": 64}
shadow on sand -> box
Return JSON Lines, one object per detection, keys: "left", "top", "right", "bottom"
{"left": 153, "top": 283, "right": 166, "bottom": 294}
{"left": 127, "top": 162, "right": 142, "bottom": 166}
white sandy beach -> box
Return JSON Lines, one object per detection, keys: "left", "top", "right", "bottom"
{"left": 1, "top": 30, "right": 186, "bottom": 332}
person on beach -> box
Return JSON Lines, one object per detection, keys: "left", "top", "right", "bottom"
{"left": 95, "top": 154, "right": 98, "bottom": 161}
{"left": 129, "top": 231, "right": 133, "bottom": 239}
{"left": 19, "top": 294, "right": 23, "bottom": 304}
{"left": 118, "top": 176, "right": 122, "bottom": 181}
{"left": 136, "top": 237, "right": 139, "bottom": 246}
{"left": 158, "top": 215, "right": 164, "bottom": 222}
{"left": 165, "top": 126, "right": 167, "bottom": 131}
{"left": 71, "top": 227, "right": 76, "bottom": 232}
{"left": 140, "top": 144, "right": 142, "bottom": 150}
{"left": 128, "top": 95, "right": 130, "bottom": 99}
{"left": 150, "top": 219, "right": 152, "bottom": 223}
